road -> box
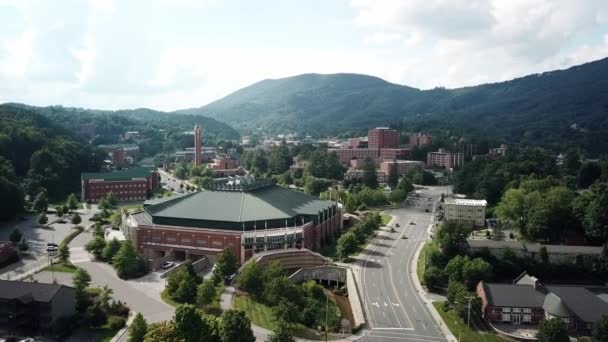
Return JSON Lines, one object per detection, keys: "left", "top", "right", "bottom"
{"left": 158, "top": 168, "right": 191, "bottom": 193}
{"left": 360, "top": 186, "right": 447, "bottom": 342}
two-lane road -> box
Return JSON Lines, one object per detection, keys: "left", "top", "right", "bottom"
{"left": 361, "top": 186, "right": 447, "bottom": 342}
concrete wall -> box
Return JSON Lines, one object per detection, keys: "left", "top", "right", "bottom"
{"left": 346, "top": 267, "right": 365, "bottom": 330}
{"left": 289, "top": 266, "right": 346, "bottom": 284}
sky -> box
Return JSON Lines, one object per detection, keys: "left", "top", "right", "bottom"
{"left": 1, "top": 0, "right": 607, "bottom": 111}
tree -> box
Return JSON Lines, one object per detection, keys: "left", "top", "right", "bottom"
{"left": 461, "top": 258, "right": 493, "bottom": 288}
{"left": 267, "top": 320, "right": 295, "bottom": 342}
{"left": 167, "top": 262, "right": 202, "bottom": 302}
{"left": 388, "top": 189, "right": 407, "bottom": 204}
{"left": 143, "top": 321, "right": 181, "bottom": 342}
{"left": 540, "top": 246, "right": 549, "bottom": 264}
{"left": 17, "top": 238, "right": 29, "bottom": 251}
{"left": 272, "top": 299, "right": 300, "bottom": 326}
{"left": 592, "top": 314, "right": 608, "bottom": 342}
{"left": 215, "top": 248, "right": 238, "bottom": 281}
{"left": 304, "top": 176, "right": 333, "bottom": 196}
{"left": 387, "top": 161, "right": 399, "bottom": 189}
{"left": 423, "top": 266, "right": 444, "bottom": 289}
{"left": 444, "top": 255, "right": 469, "bottom": 283}
{"left": 128, "top": 313, "right": 148, "bottom": 342}
{"left": 55, "top": 205, "right": 64, "bottom": 217}
{"left": 436, "top": 221, "right": 470, "bottom": 259}
{"left": 175, "top": 279, "right": 198, "bottom": 304}
{"left": 578, "top": 162, "right": 602, "bottom": 188}
{"left": 562, "top": 149, "right": 581, "bottom": 176}
{"left": 173, "top": 304, "right": 204, "bottom": 342}
{"left": 58, "top": 243, "right": 70, "bottom": 264}
{"left": 362, "top": 157, "right": 379, "bottom": 189}
{"left": 236, "top": 262, "right": 264, "bottom": 296}
{"left": 536, "top": 318, "right": 569, "bottom": 342}
{"left": 219, "top": 309, "right": 255, "bottom": 342}
{"left": 495, "top": 188, "right": 527, "bottom": 231}
{"left": 397, "top": 176, "right": 414, "bottom": 194}
{"left": 85, "top": 236, "right": 107, "bottom": 260}
{"left": 71, "top": 212, "right": 82, "bottom": 225}
{"left": 9, "top": 229, "right": 22, "bottom": 244}
{"left": 103, "top": 238, "right": 122, "bottom": 262}
{"left": 73, "top": 268, "right": 92, "bottom": 312}
{"left": 336, "top": 231, "right": 359, "bottom": 261}
{"left": 573, "top": 182, "right": 608, "bottom": 243}
{"left": 197, "top": 279, "right": 217, "bottom": 307}
{"left": 106, "top": 192, "right": 118, "bottom": 206}
{"left": 67, "top": 193, "right": 79, "bottom": 211}
{"left": 112, "top": 241, "right": 147, "bottom": 279}
{"left": 32, "top": 191, "right": 48, "bottom": 213}
{"left": 38, "top": 213, "right": 48, "bottom": 225}
{"left": 345, "top": 195, "right": 359, "bottom": 214}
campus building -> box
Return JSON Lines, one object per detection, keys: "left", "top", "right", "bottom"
{"left": 477, "top": 272, "right": 608, "bottom": 332}
{"left": 443, "top": 197, "right": 487, "bottom": 227}
{"left": 209, "top": 155, "right": 241, "bottom": 177}
{"left": 409, "top": 133, "right": 432, "bottom": 148}
{"left": 0, "top": 280, "right": 76, "bottom": 333}
{"left": 379, "top": 160, "right": 424, "bottom": 176}
{"left": 124, "top": 177, "right": 342, "bottom": 264}
{"left": 81, "top": 167, "right": 159, "bottom": 203}
{"left": 489, "top": 144, "right": 508, "bottom": 157}
{"left": 426, "top": 148, "right": 464, "bottom": 170}
{"left": 368, "top": 127, "right": 399, "bottom": 149}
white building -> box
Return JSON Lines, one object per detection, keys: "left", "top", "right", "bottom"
{"left": 443, "top": 198, "right": 487, "bottom": 227}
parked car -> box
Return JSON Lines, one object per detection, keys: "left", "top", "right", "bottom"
{"left": 46, "top": 243, "right": 59, "bottom": 252}
{"left": 161, "top": 261, "right": 174, "bottom": 269}
{"left": 425, "top": 209, "right": 430, "bottom": 212}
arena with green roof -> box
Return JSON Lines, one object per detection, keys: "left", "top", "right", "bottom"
{"left": 124, "top": 177, "right": 342, "bottom": 264}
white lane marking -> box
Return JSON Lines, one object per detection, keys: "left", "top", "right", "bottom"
{"left": 392, "top": 302, "right": 400, "bottom": 307}
{"left": 373, "top": 327, "right": 415, "bottom": 331}
{"left": 372, "top": 302, "right": 380, "bottom": 308}
{"left": 384, "top": 302, "right": 388, "bottom": 307}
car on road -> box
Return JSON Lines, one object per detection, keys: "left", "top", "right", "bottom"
{"left": 395, "top": 223, "right": 400, "bottom": 227}
{"left": 425, "top": 209, "right": 430, "bottom": 212}
{"left": 410, "top": 222, "right": 415, "bottom": 225}
{"left": 46, "top": 243, "right": 59, "bottom": 252}
{"left": 161, "top": 261, "right": 174, "bottom": 269}
{"left": 401, "top": 235, "right": 408, "bottom": 239}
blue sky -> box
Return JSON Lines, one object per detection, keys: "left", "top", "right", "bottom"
{"left": 1, "top": 0, "right": 607, "bottom": 111}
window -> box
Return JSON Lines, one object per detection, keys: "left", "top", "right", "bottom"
{"left": 523, "top": 315, "right": 531, "bottom": 322}
{"left": 502, "top": 307, "right": 511, "bottom": 313}
{"left": 212, "top": 240, "right": 223, "bottom": 248}
{"left": 513, "top": 308, "right": 521, "bottom": 313}
{"left": 523, "top": 308, "right": 531, "bottom": 314}
{"left": 501, "top": 314, "right": 510, "bottom": 321}
{"left": 166, "top": 236, "right": 176, "bottom": 242}
{"left": 196, "top": 239, "right": 204, "bottom": 246}
{"left": 181, "top": 238, "right": 192, "bottom": 244}
{"left": 152, "top": 235, "right": 162, "bottom": 241}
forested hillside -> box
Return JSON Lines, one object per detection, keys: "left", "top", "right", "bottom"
{"left": 179, "top": 57, "right": 608, "bottom": 155}
{"left": 0, "top": 105, "right": 107, "bottom": 219}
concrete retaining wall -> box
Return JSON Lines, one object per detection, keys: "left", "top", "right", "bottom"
{"left": 346, "top": 267, "right": 365, "bottom": 330}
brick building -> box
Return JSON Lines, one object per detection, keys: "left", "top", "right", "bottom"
{"left": 124, "top": 177, "right": 342, "bottom": 264}
{"left": 426, "top": 148, "right": 464, "bottom": 170}
{"left": 379, "top": 160, "right": 424, "bottom": 176}
{"left": 81, "top": 167, "right": 159, "bottom": 203}
{"left": 409, "top": 133, "right": 432, "bottom": 148}
{"left": 0, "top": 241, "right": 15, "bottom": 266}
{"left": 368, "top": 127, "right": 399, "bottom": 149}
{"left": 209, "top": 155, "right": 241, "bottom": 177}
{"left": 477, "top": 272, "right": 608, "bottom": 332}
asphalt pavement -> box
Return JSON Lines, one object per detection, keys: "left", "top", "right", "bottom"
{"left": 359, "top": 186, "right": 448, "bottom": 342}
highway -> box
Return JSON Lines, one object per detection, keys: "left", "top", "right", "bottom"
{"left": 360, "top": 186, "right": 447, "bottom": 342}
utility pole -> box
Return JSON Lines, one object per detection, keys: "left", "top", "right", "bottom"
{"left": 465, "top": 295, "right": 474, "bottom": 342}
{"left": 325, "top": 294, "right": 329, "bottom": 342}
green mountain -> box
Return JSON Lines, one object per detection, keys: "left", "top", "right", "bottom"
{"left": 178, "top": 58, "right": 608, "bottom": 154}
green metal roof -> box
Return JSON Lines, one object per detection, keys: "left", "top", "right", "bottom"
{"left": 145, "top": 185, "right": 335, "bottom": 227}
{"left": 81, "top": 166, "right": 155, "bottom": 181}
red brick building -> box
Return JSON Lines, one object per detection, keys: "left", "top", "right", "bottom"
{"left": 368, "top": 127, "right": 399, "bottom": 149}
{"left": 409, "top": 133, "right": 432, "bottom": 148}
{"left": 81, "top": 167, "right": 159, "bottom": 203}
{"left": 426, "top": 149, "right": 464, "bottom": 170}
{"left": 124, "top": 177, "right": 342, "bottom": 264}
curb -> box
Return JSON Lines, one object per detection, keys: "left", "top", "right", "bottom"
{"left": 110, "top": 311, "right": 135, "bottom": 342}
{"left": 410, "top": 225, "right": 457, "bottom": 342}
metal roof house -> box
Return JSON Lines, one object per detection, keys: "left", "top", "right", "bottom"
{"left": 125, "top": 177, "right": 342, "bottom": 264}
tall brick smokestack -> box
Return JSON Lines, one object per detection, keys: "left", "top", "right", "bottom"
{"left": 194, "top": 125, "right": 202, "bottom": 166}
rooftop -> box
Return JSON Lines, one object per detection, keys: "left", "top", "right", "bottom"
{"left": 483, "top": 283, "right": 545, "bottom": 308}
{"left": 0, "top": 280, "right": 73, "bottom": 303}
{"left": 81, "top": 166, "right": 155, "bottom": 181}
{"left": 444, "top": 198, "right": 487, "bottom": 207}
{"left": 467, "top": 239, "right": 525, "bottom": 250}
{"left": 139, "top": 181, "right": 336, "bottom": 230}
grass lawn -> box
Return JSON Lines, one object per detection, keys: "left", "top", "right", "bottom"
{"left": 86, "top": 286, "right": 103, "bottom": 297}
{"left": 433, "top": 302, "right": 509, "bottom": 342}
{"left": 234, "top": 294, "right": 335, "bottom": 340}
{"left": 43, "top": 262, "right": 77, "bottom": 273}
{"left": 417, "top": 241, "right": 437, "bottom": 283}
{"left": 161, "top": 284, "right": 224, "bottom": 314}
{"left": 118, "top": 203, "right": 144, "bottom": 213}
{"left": 81, "top": 315, "right": 124, "bottom": 342}
{"left": 380, "top": 213, "right": 392, "bottom": 225}
{"left": 161, "top": 289, "right": 180, "bottom": 307}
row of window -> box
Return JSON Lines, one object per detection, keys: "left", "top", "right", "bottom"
{"left": 502, "top": 307, "right": 532, "bottom": 313}
{"left": 90, "top": 183, "right": 146, "bottom": 190}
{"left": 144, "top": 234, "right": 233, "bottom": 248}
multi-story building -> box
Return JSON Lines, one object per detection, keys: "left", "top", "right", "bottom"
{"left": 489, "top": 144, "right": 508, "bottom": 156}
{"left": 0, "top": 280, "right": 76, "bottom": 334}
{"left": 379, "top": 148, "right": 411, "bottom": 161}
{"left": 368, "top": 127, "right": 399, "bottom": 149}
{"left": 477, "top": 272, "right": 608, "bottom": 332}
{"left": 124, "top": 177, "right": 342, "bottom": 264}
{"left": 124, "top": 131, "right": 141, "bottom": 141}
{"left": 99, "top": 144, "right": 139, "bottom": 166}
{"left": 426, "top": 148, "right": 464, "bottom": 170}
{"left": 443, "top": 197, "right": 487, "bottom": 227}
{"left": 344, "top": 169, "right": 388, "bottom": 183}
{"left": 81, "top": 167, "right": 159, "bottom": 203}
{"left": 379, "top": 160, "right": 424, "bottom": 176}
{"left": 209, "top": 156, "right": 241, "bottom": 177}
{"left": 347, "top": 137, "right": 368, "bottom": 149}
{"left": 329, "top": 148, "right": 380, "bottom": 165}
{"left": 409, "top": 133, "right": 432, "bottom": 148}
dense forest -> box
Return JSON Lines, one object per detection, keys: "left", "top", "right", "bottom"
{"left": 0, "top": 105, "right": 107, "bottom": 219}
{"left": 179, "top": 57, "right": 608, "bottom": 156}
{"left": 6, "top": 104, "right": 241, "bottom": 157}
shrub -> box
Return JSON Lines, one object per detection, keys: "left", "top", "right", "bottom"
{"left": 108, "top": 316, "right": 127, "bottom": 330}
{"left": 108, "top": 300, "right": 130, "bottom": 317}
